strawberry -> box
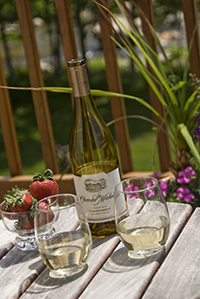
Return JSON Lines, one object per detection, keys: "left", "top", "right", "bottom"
{"left": 15, "top": 215, "right": 34, "bottom": 230}
{"left": 4, "top": 186, "right": 33, "bottom": 213}
{"left": 29, "top": 169, "right": 58, "bottom": 200}
{"left": 1, "top": 202, "right": 11, "bottom": 212}
{"left": 21, "top": 218, "right": 34, "bottom": 230}
{"left": 0, "top": 202, "right": 17, "bottom": 220}
{"left": 37, "top": 201, "right": 54, "bottom": 227}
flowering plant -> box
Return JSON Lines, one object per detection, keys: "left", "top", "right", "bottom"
{"left": 156, "top": 166, "right": 200, "bottom": 208}
{"left": 157, "top": 109, "right": 200, "bottom": 206}
{"left": 93, "top": 0, "right": 200, "bottom": 207}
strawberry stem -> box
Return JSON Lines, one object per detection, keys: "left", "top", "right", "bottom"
{"left": 31, "top": 169, "right": 54, "bottom": 182}
{"left": 4, "top": 186, "right": 29, "bottom": 207}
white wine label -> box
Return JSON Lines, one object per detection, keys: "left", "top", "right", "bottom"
{"left": 73, "top": 168, "right": 122, "bottom": 223}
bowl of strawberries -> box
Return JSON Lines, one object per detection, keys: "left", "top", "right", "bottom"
{"left": 0, "top": 169, "right": 58, "bottom": 251}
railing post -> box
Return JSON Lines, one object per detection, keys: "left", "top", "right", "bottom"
{"left": 182, "top": 0, "right": 200, "bottom": 79}
{"left": 0, "top": 53, "right": 22, "bottom": 176}
{"left": 55, "top": 0, "right": 77, "bottom": 91}
{"left": 15, "top": 0, "right": 59, "bottom": 174}
{"left": 138, "top": 0, "right": 171, "bottom": 173}
{"left": 96, "top": 0, "right": 134, "bottom": 174}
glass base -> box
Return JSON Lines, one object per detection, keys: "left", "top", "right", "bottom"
{"left": 128, "top": 247, "right": 163, "bottom": 259}
{"left": 49, "top": 264, "right": 86, "bottom": 278}
{"left": 15, "top": 235, "right": 37, "bottom": 251}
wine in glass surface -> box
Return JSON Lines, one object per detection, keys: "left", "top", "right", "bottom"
{"left": 115, "top": 177, "right": 170, "bottom": 258}
{"left": 34, "top": 194, "right": 92, "bottom": 278}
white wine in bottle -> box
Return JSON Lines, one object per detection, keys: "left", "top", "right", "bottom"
{"left": 68, "top": 58, "right": 121, "bottom": 238}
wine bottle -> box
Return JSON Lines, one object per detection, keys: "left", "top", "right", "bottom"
{"left": 68, "top": 58, "right": 121, "bottom": 238}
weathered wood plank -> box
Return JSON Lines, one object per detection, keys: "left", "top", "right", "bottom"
{"left": 78, "top": 202, "right": 192, "bottom": 299}
{"left": 17, "top": 197, "right": 144, "bottom": 299}
{"left": 142, "top": 207, "right": 200, "bottom": 299}
{"left": 0, "top": 246, "right": 45, "bottom": 299}
{"left": 18, "top": 202, "right": 192, "bottom": 299}
{"left": 20, "top": 235, "right": 120, "bottom": 299}
{"left": 0, "top": 220, "right": 15, "bottom": 259}
{"left": 0, "top": 220, "right": 46, "bottom": 298}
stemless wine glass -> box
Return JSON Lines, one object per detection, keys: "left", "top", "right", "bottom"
{"left": 115, "top": 177, "right": 170, "bottom": 259}
{"left": 34, "top": 194, "right": 92, "bottom": 278}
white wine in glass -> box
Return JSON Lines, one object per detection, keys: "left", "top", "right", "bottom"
{"left": 34, "top": 194, "right": 92, "bottom": 278}
{"left": 115, "top": 177, "right": 170, "bottom": 258}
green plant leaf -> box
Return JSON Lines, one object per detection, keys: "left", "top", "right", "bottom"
{"left": 178, "top": 123, "right": 200, "bottom": 168}
{"left": 171, "top": 81, "right": 186, "bottom": 91}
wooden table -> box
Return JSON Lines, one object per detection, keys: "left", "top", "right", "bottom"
{"left": 1, "top": 202, "right": 199, "bottom": 299}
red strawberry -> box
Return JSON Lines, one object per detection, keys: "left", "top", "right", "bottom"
{"left": 15, "top": 215, "right": 34, "bottom": 230}
{"left": 0, "top": 202, "right": 17, "bottom": 220}
{"left": 4, "top": 186, "right": 33, "bottom": 213}
{"left": 37, "top": 202, "right": 54, "bottom": 226}
{"left": 21, "top": 218, "right": 34, "bottom": 230}
{"left": 1, "top": 202, "right": 11, "bottom": 212}
{"left": 29, "top": 169, "right": 58, "bottom": 200}
{"left": 11, "top": 193, "right": 33, "bottom": 213}
{"left": 38, "top": 202, "right": 51, "bottom": 210}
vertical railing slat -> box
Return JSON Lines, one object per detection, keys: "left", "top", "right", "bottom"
{"left": 0, "top": 53, "right": 22, "bottom": 176}
{"left": 182, "top": 0, "right": 200, "bottom": 79}
{"left": 55, "top": 0, "right": 78, "bottom": 88}
{"left": 96, "top": 0, "right": 133, "bottom": 174}
{"left": 138, "top": 0, "right": 171, "bottom": 172}
{"left": 15, "top": 0, "right": 59, "bottom": 174}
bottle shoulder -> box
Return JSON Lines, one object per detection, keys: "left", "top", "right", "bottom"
{"left": 70, "top": 96, "right": 119, "bottom": 173}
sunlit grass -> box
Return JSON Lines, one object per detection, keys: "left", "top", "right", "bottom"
{"left": 131, "top": 130, "right": 160, "bottom": 172}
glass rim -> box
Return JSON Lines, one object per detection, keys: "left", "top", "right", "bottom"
{"left": 0, "top": 201, "right": 33, "bottom": 216}
{"left": 115, "top": 176, "right": 159, "bottom": 194}
{"left": 35, "top": 193, "right": 78, "bottom": 211}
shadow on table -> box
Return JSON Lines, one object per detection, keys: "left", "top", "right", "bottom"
{"left": 102, "top": 246, "right": 166, "bottom": 273}
{"left": 24, "top": 264, "right": 89, "bottom": 295}
{"left": 91, "top": 234, "right": 119, "bottom": 249}
{"left": 1, "top": 245, "right": 41, "bottom": 268}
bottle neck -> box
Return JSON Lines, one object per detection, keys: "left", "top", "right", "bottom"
{"left": 69, "top": 64, "right": 91, "bottom": 97}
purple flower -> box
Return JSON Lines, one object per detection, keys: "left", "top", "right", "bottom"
{"left": 153, "top": 172, "right": 160, "bottom": 179}
{"left": 177, "top": 187, "right": 195, "bottom": 202}
{"left": 144, "top": 179, "right": 155, "bottom": 197}
{"left": 177, "top": 167, "right": 196, "bottom": 184}
{"left": 194, "top": 111, "right": 200, "bottom": 143}
{"left": 159, "top": 181, "right": 167, "bottom": 196}
{"left": 195, "top": 112, "right": 200, "bottom": 125}
{"left": 197, "top": 118, "right": 200, "bottom": 126}
{"left": 125, "top": 184, "right": 139, "bottom": 198}
{"left": 194, "top": 127, "right": 200, "bottom": 142}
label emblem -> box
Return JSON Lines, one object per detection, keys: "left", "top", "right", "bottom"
{"left": 84, "top": 178, "right": 106, "bottom": 193}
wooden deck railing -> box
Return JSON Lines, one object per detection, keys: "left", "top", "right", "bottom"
{"left": 0, "top": 0, "right": 199, "bottom": 201}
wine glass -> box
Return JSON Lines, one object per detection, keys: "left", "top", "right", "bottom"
{"left": 114, "top": 177, "right": 170, "bottom": 259}
{"left": 34, "top": 194, "right": 92, "bottom": 278}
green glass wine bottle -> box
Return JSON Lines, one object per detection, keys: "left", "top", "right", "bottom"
{"left": 68, "top": 58, "right": 121, "bottom": 238}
